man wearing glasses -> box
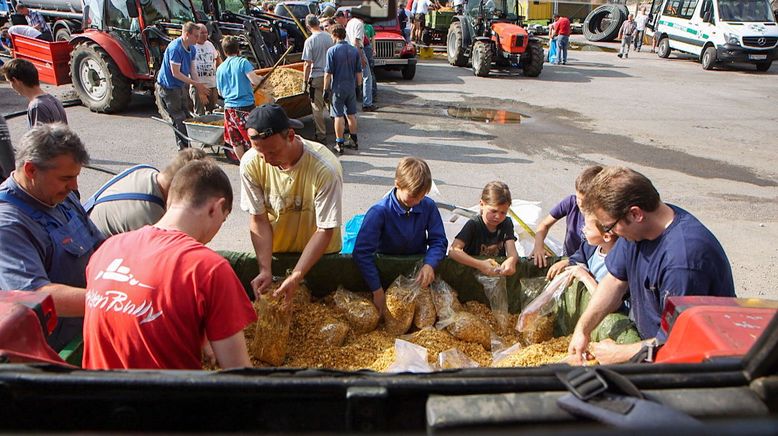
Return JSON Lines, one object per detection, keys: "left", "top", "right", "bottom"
{"left": 569, "top": 166, "right": 735, "bottom": 364}
{"left": 239, "top": 104, "right": 344, "bottom": 308}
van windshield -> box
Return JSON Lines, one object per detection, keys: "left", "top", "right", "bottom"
{"left": 717, "top": 0, "right": 775, "bottom": 22}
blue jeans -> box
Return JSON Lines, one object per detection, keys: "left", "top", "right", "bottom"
{"left": 362, "top": 46, "right": 374, "bottom": 107}
{"left": 556, "top": 35, "right": 569, "bottom": 64}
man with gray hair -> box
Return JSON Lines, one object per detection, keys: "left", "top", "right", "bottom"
{"left": 302, "top": 14, "right": 334, "bottom": 142}
{"left": 0, "top": 123, "right": 104, "bottom": 351}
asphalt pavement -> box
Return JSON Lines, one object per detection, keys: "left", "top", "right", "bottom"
{"left": 2, "top": 38, "right": 776, "bottom": 298}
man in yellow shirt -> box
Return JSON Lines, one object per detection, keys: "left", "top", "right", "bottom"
{"left": 240, "top": 104, "right": 343, "bottom": 306}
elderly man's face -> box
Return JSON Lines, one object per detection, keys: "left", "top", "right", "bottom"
{"left": 198, "top": 26, "right": 208, "bottom": 44}
{"left": 26, "top": 154, "right": 82, "bottom": 206}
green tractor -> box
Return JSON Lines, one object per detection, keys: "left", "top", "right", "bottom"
{"left": 446, "top": 0, "right": 543, "bottom": 77}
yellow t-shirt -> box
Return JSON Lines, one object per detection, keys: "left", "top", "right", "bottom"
{"left": 240, "top": 138, "right": 343, "bottom": 254}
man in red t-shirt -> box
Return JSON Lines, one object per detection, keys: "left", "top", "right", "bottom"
{"left": 82, "top": 160, "right": 257, "bottom": 370}
{"left": 549, "top": 14, "right": 571, "bottom": 65}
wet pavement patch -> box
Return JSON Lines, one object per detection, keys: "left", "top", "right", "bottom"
{"left": 446, "top": 106, "right": 527, "bottom": 124}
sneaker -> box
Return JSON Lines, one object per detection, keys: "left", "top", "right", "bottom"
{"left": 362, "top": 105, "right": 377, "bottom": 112}
{"left": 347, "top": 140, "right": 359, "bottom": 150}
{"left": 334, "top": 142, "right": 344, "bottom": 155}
{"left": 617, "top": 53, "right": 623, "bottom": 58}
{"left": 562, "top": 61, "right": 567, "bottom": 65}
{"left": 624, "top": 54, "right": 628, "bottom": 58}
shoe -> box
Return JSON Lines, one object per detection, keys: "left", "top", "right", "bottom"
{"left": 625, "top": 54, "right": 628, "bottom": 58}
{"left": 334, "top": 142, "right": 344, "bottom": 155}
{"left": 617, "top": 53, "right": 623, "bottom": 58}
{"left": 347, "top": 140, "right": 359, "bottom": 150}
{"left": 562, "top": 61, "right": 567, "bottom": 65}
{"left": 362, "top": 105, "right": 377, "bottom": 112}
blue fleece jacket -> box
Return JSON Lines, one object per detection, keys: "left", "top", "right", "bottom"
{"left": 353, "top": 189, "right": 448, "bottom": 292}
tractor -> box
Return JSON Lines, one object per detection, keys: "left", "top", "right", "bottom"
{"left": 446, "top": 0, "right": 543, "bottom": 77}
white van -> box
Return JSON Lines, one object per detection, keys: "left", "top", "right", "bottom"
{"left": 649, "top": 0, "right": 778, "bottom": 71}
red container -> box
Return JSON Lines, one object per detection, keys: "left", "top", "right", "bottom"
{"left": 11, "top": 34, "right": 73, "bottom": 86}
{"left": 655, "top": 305, "right": 777, "bottom": 364}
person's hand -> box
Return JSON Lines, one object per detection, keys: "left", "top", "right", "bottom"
{"left": 415, "top": 264, "right": 435, "bottom": 288}
{"left": 568, "top": 329, "right": 592, "bottom": 365}
{"left": 589, "top": 339, "right": 632, "bottom": 365}
{"left": 476, "top": 259, "right": 500, "bottom": 276}
{"left": 356, "top": 85, "right": 363, "bottom": 100}
{"left": 198, "top": 89, "right": 208, "bottom": 104}
{"left": 372, "top": 288, "right": 386, "bottom": 317}
{"left": 274, "top": 273, "right": 302, "bottom": 310}
{"left": 564, "top": 264, "right": 589, "bottom": 286}
{"left": 194, "top": 82, "right": 208, "bottom": 96}
{"left": 361, "top": 56, "right": 367, "bottom": 69}
{"left": 532, "top": 241, "right": 548, "bottom": 268}
{"left": 250, "top": 269, "right": 273, "bottom": 299}
{"left": 545, "top": 258, "right": 569, "bottom": 280}
{"left": 323, "top": 88, "right": 332, "bottom": 105}
{"left": 499, "top": 258, "right": 517, "bottom": 277}
{"left": 202, "top": 339, "right": 216, "bottom": 367}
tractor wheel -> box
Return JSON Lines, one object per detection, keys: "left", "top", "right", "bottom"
{"left": 521, "top": 41, "right": 544, "bottom": 77}
{"left": 657, "top": 37, "right": 671, "bottom": 58}
{"left": 755, "top": 61, "right": 772, "bottom": 72}
{"left": 70, "top": 42, "right": 131, "bottom": 113}
{"left": 54, "top": 27, "right": 71, "bottom": 42}
{"left": 402, "top": 62, "right": 416, "bottom": 80}
{"left": 583, "top": 4, "right": 624, "bottom": 42}
{"left": 701, "top": 45, "right": 717, "bottom": 70}
{"left": 447, "top": 21, "right": 468, "bottom": 67}
{"left": 472, "top": 41, "right": 493, "bottom": 77}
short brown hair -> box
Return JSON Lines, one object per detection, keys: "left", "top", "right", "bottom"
{"left": 168, "top": 159, "right": 233, "bottom": 211}
{"left": 182, "top": 21, "right": 198, "bottom": 35}
{"left": 330, "top": 24, "right": 346, "bottom": 40}
{"left": 575, "top": 165, "right": 603, "bottom": 195}
{"left": 581, "top": 166, "right": 661, "bottom": 217}
{"left": 2, "top": 58, "right": 39, "bottom": 87}
{"left": 222, "top": 35, "right": 240, "bottom": 56}
{"left": 160, "top": 148, "right": 208, "bottom": 182}
{"left": 395, "top": 157, "right": 432, "bottom": 197}
{"left": 481, "top": 181, "right": 512, "bottom": 206}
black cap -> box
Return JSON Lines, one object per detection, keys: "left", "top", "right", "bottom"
{"left": 245, "top": 104, "right": 304, "bottom": 139}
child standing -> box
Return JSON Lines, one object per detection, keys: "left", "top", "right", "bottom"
{"left": 532, "top": 165, "right": 603, "bottom": 272}
{"left": 449, "top": 181, "right": 519, "bottom": 277}
{"left": 353, "top": 157, "right": 448, "bottom": 315}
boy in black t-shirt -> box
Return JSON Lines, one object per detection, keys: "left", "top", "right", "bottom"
{"left": 449, "top": 181, "right": 519, "bottom": 276}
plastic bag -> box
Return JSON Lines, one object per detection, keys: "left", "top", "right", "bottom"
{"left": 438, "top": 348, "right": 480, "bottom": 369}
{"left": 251, "top": 293, "right": 292, "bottom": 366}
{"left": 332, "top": 287, "right": 380, "bottom": 334}
{"left": 318, "top": 320, "right": 350, "bottom": 347}
{"left": 384, "top": 275, "right": 417, "bottom": 335}
{"left": 476, "top": 273, "right": 510, "bottom": 334}
{"left": 447, "top": 312, "right": 492, "bottom": 349}
{"left": 548, "top": 37, "right": 558, "bottom": 63}
{"left": 340, "top": 214, "right": 364, "bottom": 254}
{"left": 491, "top": 342, "right": 522, "bottom": 367}
{"left": 385, "top": 339, "right": 433, "bottom": 373}
{"left": 516, "top": 270, "right": 572, "bottom": 344}
{"left": 431, "top": 278, "right": 458, "bottom": 329}
{"left": 413, "top": 286, "right": 436, "bottom": 329}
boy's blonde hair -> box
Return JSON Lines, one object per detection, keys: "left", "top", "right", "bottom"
{"left": 395, "top": 157, "right": 432, "bottom": 197}
{"left": 575, "top": 165, "right": 604, "bottom": 195}
{"left": 481, "top": 181, "right": 512, "bottom": 206}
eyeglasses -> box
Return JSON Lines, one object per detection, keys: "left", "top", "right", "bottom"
{"left": 249, "top": 128, "right": 275, "bottom": 141}
{"left": 601, "top": 211, "right": 627, "bottom": 234}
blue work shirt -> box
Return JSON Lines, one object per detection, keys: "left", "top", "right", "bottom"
{"left": 217, "top": 56, "right": 256, "bottom": 108}
{"left": 550, "top": 194, "right": 585, "bottom": 256}
{"left": 157, "top": 37, "right": 197, "bottom": 89}
{"left": 0, "top": 175, "right": 104, "bottom": 350}
{"left": 606, "top": 205, "right": 735, "bottom": 341}
{"left": 325, "top": 41, "right": 362, "bottom": 94}
{"left": 353, "top": 189, "right": 448, "bottom": 292}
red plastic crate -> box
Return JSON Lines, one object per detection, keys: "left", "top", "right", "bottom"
{"left": 11, "top": 34, "right": 73, "bottom": 86}
{"left": 655, "top": 305, "right": 777, "bottom": 363}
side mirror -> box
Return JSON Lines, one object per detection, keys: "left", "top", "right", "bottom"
{"left": 127, "top": 0, "right": 139, "bottom": 18}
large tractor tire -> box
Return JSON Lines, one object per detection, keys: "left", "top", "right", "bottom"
{"left": 70, "top": 42, "right": 131, "bottom": 113}
{"left": 583, "top": 4, "right": 624, "bottom": 42}
{"left": 472, "top": 41, "right": 493, "bottom": 77}
{"left": 447, "top": 21, "right": 468, "bottom": 67}
{"left": 521, "top": 41, "right": 544, "bottom": 77}
{"left": 402, "top": 62, "right": 417, "bottom": 80}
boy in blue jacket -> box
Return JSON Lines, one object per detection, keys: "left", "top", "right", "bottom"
{"left": 353, "top": 157, "right": 447, "bottom": 315}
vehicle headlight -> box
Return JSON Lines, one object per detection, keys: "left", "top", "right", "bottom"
{"left": 395, "top": 42, "right": 404, "bottom": 49}
{"left": 724, "top": 32, "right": 740, "bottom": 45}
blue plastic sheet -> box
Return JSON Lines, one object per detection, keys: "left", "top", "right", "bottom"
{"left": 341, "top": 214, "right": 365, "bottom": 254}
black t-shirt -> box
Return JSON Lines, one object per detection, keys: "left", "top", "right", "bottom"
{"left": 455, "top": 215, "right": 517, "bottom": 257}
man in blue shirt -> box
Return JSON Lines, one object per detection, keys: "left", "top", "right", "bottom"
{"left": 569, "top": 166, "right": 735, "bottom": 364}
{"left": 155, "top": 22, "right": 207, "bottom": 151}
{"left": 0, "top": 124, "right": 104, "bottom": 351}
{"left": 323, "top": 23, "right": 362, "bottom": 155}
{"left": 353, "top": 157, "right": 447, "bottom": 315}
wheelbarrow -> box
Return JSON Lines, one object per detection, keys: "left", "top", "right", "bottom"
{"left": 151, "top": 114, "right": 241, "bottom": 163}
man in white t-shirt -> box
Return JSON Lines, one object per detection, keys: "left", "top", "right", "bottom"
{"left": 634, "top": 7, "right": 649, "bottom": 52}
{"left": 4, "top": 24, "right": 43, "bottom": 40}
{"left": 190, "top": 23, "right": 221, "bottom": 115}
{"left": 413, "top": 0, "right": 437, "bottom": 43}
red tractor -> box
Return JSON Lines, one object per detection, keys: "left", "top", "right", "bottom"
{"left": 446, "top": 0, "right": 543, "bottom": 77}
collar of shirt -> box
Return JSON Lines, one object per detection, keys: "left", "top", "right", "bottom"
{"left": 6, "top": 172, "right": 58, "bottom": 209}
{"left": 388, "top": 188, "right": 421, "bottom": 216}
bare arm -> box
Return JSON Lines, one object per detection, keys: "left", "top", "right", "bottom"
{"left": 171, "top": 62, "right": 206, "bottom": 91}
{"left": 274, "top": 228, "right": 334, "bottom": 306}
{"left": 36, "top": 283, "right": 86, "bottom": 317}
{"left": 303, "top": 60, "right": 313, "bottom": 83}
{"left": 246, "top": 70, "right": 262, "bottom": 87}
{"left": 532, "top": 214, "right": 558, "bottom": 267}
{"left": 448, "top": 239, "right": 500, "bottom": 275}
{"left": 324, "top": 72, "right": 332, "bottom": 90}
{"left": 210, "top": 330, "right": 252, "bottom": 368}
{"left": 568, "top": 273, "right": 629, "bottom": 362}
{"left": 500, "top": 239, "right": 519, "bottom": 276}
{"left": 249, "top": 213, "right": 274, "bottom": 297}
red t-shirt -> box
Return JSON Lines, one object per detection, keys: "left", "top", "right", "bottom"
{"left": 82, "top": 226, "right": 257, "bottom": 370}
{"left": 555, "top": 17, "right": 571, "bottom": 36}
{"left": 406, "top": 0, "right": 414, "bottom": 10}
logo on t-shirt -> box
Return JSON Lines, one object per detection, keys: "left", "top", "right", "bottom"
{"left": 87, "top": 258, "right": 163, "bottom": 324}
{"left": 479, "top": 242, "right": 504, "bottom": 257}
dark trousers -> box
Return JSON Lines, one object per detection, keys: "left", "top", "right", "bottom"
{"left": 155, "top": 83, "right": 190, "bottom": 150}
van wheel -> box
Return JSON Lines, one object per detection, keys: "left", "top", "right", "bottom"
{"left": 657, "top": 37, "right": 671, "bottom": 58}
{"left": 701, "top": 46, "right": 717, "bottom": 70}
{"left": 755, "top": 61, "right": 772, "bottom": 72}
